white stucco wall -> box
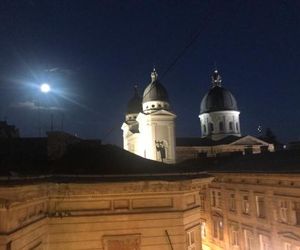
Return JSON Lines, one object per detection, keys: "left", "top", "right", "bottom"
{"left": 199, "top": 110, "right": 241, "bottom": 140}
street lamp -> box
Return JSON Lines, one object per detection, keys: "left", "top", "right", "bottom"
{"left": 155, "top": 140, "right": 166, "bottom": 163}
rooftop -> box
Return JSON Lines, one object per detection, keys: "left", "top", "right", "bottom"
{"left": 0, "top": 133, "right": 299, "bottom": 185}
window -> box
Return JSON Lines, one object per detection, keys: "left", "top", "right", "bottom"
{"left": 236, "top": 122, "right": 239, "bottom": 132}
{"left": 203, "top": 125, "right": 207, "bottom": 134}
{"left": 229, "top": 121, "right": 233, "bottom": 130}
{"left": 211, "top": 190, "right": 222, "bottom": 208}
{"left": 187, "top": 230, "right": 196, "bottom": 250}
{"left": 242, "top": 195, "right": 250, "bottom": 215}
{"left": 284, "top": 242, "right": 292, "bottom": 250}
{"left": 256, "top": 196, "right": 266, "bottom": 218}
{"left": 279, "top": 200, "right": 288, "bottom": 223}
{"left": 200, "top": 221, "right": 207, "bottom": 239}
{"left": 229, "top": 193, "right": 236, "bottom": 212}
{"left": 244, "top": 229, "right": 254, "bottom": 250}
{"left": 259, "top": 234, "right": 271, "bottom": 250}
{"left": 6, "top": 242, "right": 12, "bottom": 250}
{"left": 199, "top": 193, "right": 205, "bottom": 210}
{"left": 231, "top": 229, "right": 239, "bottom": 247}
{"left": 219, "top": 122, "right": 224, "bottom": 131}
{"left": 151, "top": 104, "right": 155, "bottom": 108}
{"left": 212, "top": 217, "right": 224, "bottom": 241}
{"left": 209, "top": 122, "right": 214, "bottom": 132}
{"left": 294, "top": 202, "right": 300, "bottom": 225}
{"left": 158, "top": 104, "right": 161, "bottom": 108}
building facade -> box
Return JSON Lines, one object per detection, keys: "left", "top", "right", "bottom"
{"left": 200, "top": 172, "right": 300, "bottom": 250}
{"left": 0, "top": 175, "right": 211, "bottom": 250}
{"left": 2, "top": 164, "right": 300, "bottom": 250}
{"left": 1, "top": 142, "right": 300, "bottom": 250}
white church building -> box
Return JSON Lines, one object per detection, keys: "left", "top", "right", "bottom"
{"left": 122, "top": 69, "right": 274, "bottom": 163}
{"left": 121, "top": 69, "right": 176, "bottom": 164}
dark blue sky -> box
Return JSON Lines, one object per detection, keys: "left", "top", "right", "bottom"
{"left": 0, "top": 0, "right": 299, "bottom": 145}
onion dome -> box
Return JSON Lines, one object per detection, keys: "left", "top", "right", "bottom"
{"left": 142, "top": 69, "right": 169, "bottom": 103}
{"left": 200, "top": 70, "right": 238, "bottom": 114}
{"left": 126, "top": 86, "right": 142, "bottom": 114}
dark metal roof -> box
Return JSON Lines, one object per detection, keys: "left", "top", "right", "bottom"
{"left": 0, "top": 137, "right": 212, "bottom": 184}
{"left": 176, "top": 135, "right": 242, "bottom": 146}
{"left": 142, "top": 70, "right": 169, "bottom": 103}
{"left": 127, "top": 87, "right": 142, "bottom": 114}
{"left": 200, "top": 86, "right": 238, "bottom": 114}
{"left": 178, "top": 150, "right": 300, "bottom": 173}
{"left": 0, "top": 135, "right": 300, "bottom": 184}
{"left": 143, "top": 81, "right": 169, "bottom": 103}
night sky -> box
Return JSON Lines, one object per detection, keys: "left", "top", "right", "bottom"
{"left": 0, "top": 0, "right": 299, "bottom": 145}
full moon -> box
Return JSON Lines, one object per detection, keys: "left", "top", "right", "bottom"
{"left": 40, "top": 83, "right": 51, "bottom": 93}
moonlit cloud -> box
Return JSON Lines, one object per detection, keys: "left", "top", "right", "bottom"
{"left": 11, "top": 101, "right": 65, "bottom": 111}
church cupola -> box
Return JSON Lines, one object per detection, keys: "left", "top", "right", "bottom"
{"left": 125, "top": 86, "right": 142, "bottom": 123}
{"left": 142, "top": 69, "right": 170, "bottom": 113}
{"left": 199, "top": 69, "right": 241, "bottom": 140}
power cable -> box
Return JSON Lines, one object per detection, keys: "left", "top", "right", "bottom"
{"left": 106, "top": 1, "right": 217, "bottom": 142}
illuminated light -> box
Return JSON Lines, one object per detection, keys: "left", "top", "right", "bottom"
{"left": 40, "top": 83, "right": 51, "bottom": 93}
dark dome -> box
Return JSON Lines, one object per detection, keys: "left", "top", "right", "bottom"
{"left": 200, "top": 86, "right": 238, "bottom": 114}
{"left": 127, "top": 88, "right": 142, "bottom": 114}
{"left": 142, "top": 70, "right": 169, "bottom": 103}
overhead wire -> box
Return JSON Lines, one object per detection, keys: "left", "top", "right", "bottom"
{"left": 104, "top": 1, "right": 217, "bottom": 142}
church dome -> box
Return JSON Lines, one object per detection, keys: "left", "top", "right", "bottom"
{"left": 200, "top": 70, "right": 238, "bottom": 114}
{"left": 142, "top": 69, "right": 169, "bottom": 103}
{"left": 127, "top": 86, "right": 142, "bottom": 114}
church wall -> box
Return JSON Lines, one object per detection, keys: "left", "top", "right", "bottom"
{"left": 199, "top": 111, "right": 241, "bottom": 140}
{"left": 137, "top": 111, "right": 176, "bottom": 164}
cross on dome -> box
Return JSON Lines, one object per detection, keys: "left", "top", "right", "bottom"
{"left": 151, "top": 67, "right": 158, "bottom": 82}
{"left": 211, "top": 69, "right": 222, "bottom": 87}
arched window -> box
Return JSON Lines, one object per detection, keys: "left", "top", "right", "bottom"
{"left": 236, "top": 122, "right": 239, "bottom": 132}
{"left": 229, "top": 121, "right": 233, "bottom": 130}
{"left": 203, "top": 125, "right": 207, "bottom": 134}
{"left": 209, "top": 123, "right": 214, "bottom": 132}
{"left": 219, "top": 122, "right": 224, "bottom": 131}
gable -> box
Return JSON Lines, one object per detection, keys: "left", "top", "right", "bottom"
{"left": 147, "top": 109, "right": 176, "bottom": 117}
{"left": 230, "top": 135, "right": 270, "bottom": 146}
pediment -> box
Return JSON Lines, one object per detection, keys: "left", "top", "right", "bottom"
{"left": 230, "top": 135, "right": 270, "bottom": 146}
{"left": 278, "top": 231, "right": 300, "bottom": 241}
{"left": 148, "top": 109, "right": 176, "bottom": 117}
